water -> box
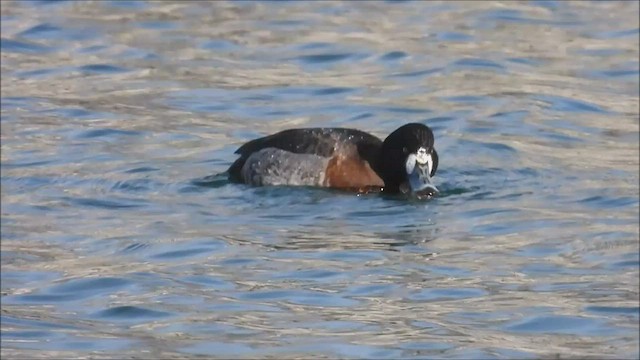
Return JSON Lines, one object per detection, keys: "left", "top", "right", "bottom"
{"left": 1, "top": 1, "right": 638, "bottom": 358}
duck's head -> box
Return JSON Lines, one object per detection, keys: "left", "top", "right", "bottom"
{"left": 378, "top": 123, "right": 439, "bottom": 198}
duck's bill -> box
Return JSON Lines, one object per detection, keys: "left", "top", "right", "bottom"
{"left": 405, "top": 155, "right": 439, "bottom": 198}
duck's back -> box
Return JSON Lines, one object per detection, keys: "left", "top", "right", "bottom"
{"left": 228, "top": 128, "right": 383, "bottom": 187}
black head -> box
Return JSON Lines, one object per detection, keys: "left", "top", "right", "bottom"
{"left": 377, "top": 123, "right": 439, "bottom": 196}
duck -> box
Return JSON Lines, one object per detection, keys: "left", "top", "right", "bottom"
{"left": 228, "top": 123, "right": 439, "bottom": 197}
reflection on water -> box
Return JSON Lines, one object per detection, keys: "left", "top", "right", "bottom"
{"left": 1, "top": 0, "right": 639, "bottom": 358}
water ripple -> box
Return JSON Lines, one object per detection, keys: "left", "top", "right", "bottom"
{"left": 535, "top": 94, "right": 611, "bottom": 113}
{"left": 504, "top": 314, "right": 620, "bottom": 336}
{"left": 0, "top": 37, "right": 52, "bottom": 53}
{"left": 93, "top": 306, "right": 173, "bottom": 322}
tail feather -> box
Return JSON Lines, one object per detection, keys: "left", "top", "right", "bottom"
{"left": 227, "top": 156, "right": 246, "bottom": 183}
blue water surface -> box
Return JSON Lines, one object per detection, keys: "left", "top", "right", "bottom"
{"left": 1, "top": 1, "right": 638, "bottom": 359}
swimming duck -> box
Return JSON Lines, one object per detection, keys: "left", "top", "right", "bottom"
{"left": 228, "top": 123, "right": 439, "bottom": 197}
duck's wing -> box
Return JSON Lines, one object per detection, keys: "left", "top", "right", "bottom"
{"left": 234, "top": 128, "right": 382, "bottom": 158}
{"left": 228, "top": 128, "right": 383, "bottom": 183}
